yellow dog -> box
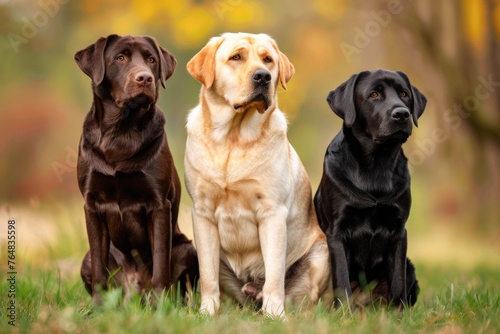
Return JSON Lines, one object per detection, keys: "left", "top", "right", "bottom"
{"left": 185, "top": 33, "right": 332, "bottom": 317}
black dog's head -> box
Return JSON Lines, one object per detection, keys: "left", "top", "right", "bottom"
{"left": 327, "top": 69, "right": 426, "bottom": 144}
{"left": 75, "top": 34, "right": 177, "bottom": 110}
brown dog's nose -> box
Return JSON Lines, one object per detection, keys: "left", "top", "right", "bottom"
{"left": 252, "top": 69, "right": 271, "bottom": 86}
{"left": 135, "top": 71, "right": 153, "bottom": 87}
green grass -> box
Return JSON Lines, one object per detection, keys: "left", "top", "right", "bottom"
{"left": 1, "top": 203, "right": 499, "bottom": 333}
{"left": 1, "top": 263, "right": 499, "bottom": 333}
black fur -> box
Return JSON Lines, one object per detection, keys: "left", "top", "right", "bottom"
{"left": 314, "top": 69, "right": 426, "bottom": 308}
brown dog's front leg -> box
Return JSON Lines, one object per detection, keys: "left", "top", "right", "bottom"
{"left": 85, "top": 204, "right": 109, "bottom": 305}
{"left": 148, "top": 204, "right": 172, "bottom": 299}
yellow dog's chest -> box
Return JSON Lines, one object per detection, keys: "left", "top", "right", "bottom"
{"left": 196, "top": 164, "right": 269, "bottom": 279}
{"left": 205, "top": 177, "right": 266, "bottom": 279}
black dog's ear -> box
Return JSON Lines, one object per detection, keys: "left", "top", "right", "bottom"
{"left": 409, "top": 85, "right": 427, "bottom": 127}
{"left": 326, "top": 73, "right": 362, "bottom": 127}
{"left": 74, "top": 34, "right": 118, "bottom": 86}
{"left": 396, "top": 71, "right": 427, "bottom": 127}
{"left": 145, "top": 36, "right": 177, "bottom": 88}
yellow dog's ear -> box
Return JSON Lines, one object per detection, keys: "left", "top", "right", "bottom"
{"left": 187, "top": 37, "right": 225, "bottom": 89}
{"left": 271, "top": 40, "right": 295, "bottom": 90}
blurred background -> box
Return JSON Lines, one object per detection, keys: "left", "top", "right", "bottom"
{"left": 0, "top": 0, "right": 499, "bottom": 275}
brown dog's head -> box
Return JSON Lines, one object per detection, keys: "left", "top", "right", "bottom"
{"left": 187, "top": 33, "right": 294, "bottom": 114}
{"left": 75, "top": 34, "right": 177, "bottom": 110}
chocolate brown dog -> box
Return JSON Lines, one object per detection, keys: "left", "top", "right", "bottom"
{"left": 314, "top": 69, "right": 424, "bottom": 308}
{"left": 75, "top": 34, "right": 198, "bottom": 304}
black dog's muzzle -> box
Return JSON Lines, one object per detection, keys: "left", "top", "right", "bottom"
{"left": 391, "top": 107, "right": 411, "bottom": 124}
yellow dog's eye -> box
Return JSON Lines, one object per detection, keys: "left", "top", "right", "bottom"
{"left": 230, "top": 54, "right": 241, "bottom": 60}
{"left": 116, "top": 55, "right": 125, "bottom": 62}
{"left": 370, "top": 92, "right": 378, "bottom": 98}
{"left": 401, "top": 92, "right": 407, "bottom": 97}
{"left": 264, "top": 56, "right": 272, "bottom": 63}
{"left": 148, "top": 56, "right": 155, "bottom": 63}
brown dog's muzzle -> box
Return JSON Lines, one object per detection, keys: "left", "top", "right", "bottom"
{"left": 135, "top": 71, "right": 153, "bottom": 88}
{"left": 119, "top": 68, "right": 156, "bottom": 108}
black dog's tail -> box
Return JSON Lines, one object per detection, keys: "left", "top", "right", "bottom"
{"left": 406, "top": 258, "right": 419, "bottom": 306}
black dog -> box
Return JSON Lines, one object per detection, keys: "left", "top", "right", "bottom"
{"left": 75, "top": 35, "right": 198, "bottom": 304}
{"left": 314, "top": 69, "right": 426, "bottom": 308}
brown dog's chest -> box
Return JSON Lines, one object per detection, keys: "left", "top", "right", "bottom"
{"left": 88, "top": 170, "right": 158, "bottom": 205}
{"left": 87, "top": 170, "right": 160, "bottom": 251}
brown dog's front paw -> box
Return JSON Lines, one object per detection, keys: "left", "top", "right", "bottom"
{"left": 92, "top": 293, "right": 103, "bottom": 306}
{"left": 154, "top": 287, "right": 167, "bottom": 298}
{"left": 147, "top": 286, "right": 168, "bottom": 307}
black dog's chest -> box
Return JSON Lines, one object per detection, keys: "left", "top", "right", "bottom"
{"left": 345, "top": 203, "right": 405, "bottom": 232}
{"left": 345, "top": 203, "right": 406, "bottom": 270}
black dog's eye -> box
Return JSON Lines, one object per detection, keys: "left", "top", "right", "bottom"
{"left": 116, "top": 55, "right": 125, "bottom": 62}
{"left": 401, "top": 91, "right": 407, "bottom": 97}
{"left": 230, "top": 54, "right": 241, "bottom": 61}
{"left": 148, "top": 56, "right": 156, "bottom": 64}
{"left": 264, "top": 56, "right": 272, "bottom": 63}
{"left": 370, "top": 92, "right": 378, "bottom": 98}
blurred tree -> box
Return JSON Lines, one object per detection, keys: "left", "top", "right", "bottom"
{"left": 381, "top": 0, "right": 500, "bottom": 233}
{"left": 402, "top": 0, "right": 500, "bottom": 144}
{"left": 0, "top": 0, "right": 498, "bottom": 239}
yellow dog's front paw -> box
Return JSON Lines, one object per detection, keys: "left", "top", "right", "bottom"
{"left": 199, "top": 298, "right": 219, "bottom": 316}
{"left": 262, "top": 295, "right": 285, "bottom": 319}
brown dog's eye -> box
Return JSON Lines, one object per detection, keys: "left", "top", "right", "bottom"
{"left": 116, "top": 55, "right": 125, "bottom": 62}
{"left": 401, "top": 92, "right": 407, "bottom": 97}
{"left": 148, "top": 56, "right": 156, "bottom": 63}
{"left": 230, "top": 54, "right": 241, "bottom": 60}
{"left": 264, "top": 56, "right": 272, "bottom": 63}
{"left": 370, "top": 92, "right": 378, "bottom": 98}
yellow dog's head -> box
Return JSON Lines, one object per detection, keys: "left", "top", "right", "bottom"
{"left": 187, "top": 33, "right": 294, "bottom": 114}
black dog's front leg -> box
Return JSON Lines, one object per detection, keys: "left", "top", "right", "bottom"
{"left": 328, "top": 234, "right": 352, "bottom": 308}
{"left": 389, "top": 229, "right": 408, "bottom": 307}
{"left": 85, "top": 204, "right": 110, "bottom": 305}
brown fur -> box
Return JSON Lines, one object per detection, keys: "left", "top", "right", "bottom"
{"left": 75, "top": 34, "right": 198, "bottom": 304}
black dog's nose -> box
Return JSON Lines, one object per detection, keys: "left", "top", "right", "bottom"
{"left": 252, "top": 69, "right": 271, "bottom": 86}
{"left": 391, "top": 107, "right": 410, "bottom": 123}
{"left": 135, "top": 71, "right": 153, "bottom": 87}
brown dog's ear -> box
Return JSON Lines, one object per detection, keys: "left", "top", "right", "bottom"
{"left": 145, "top": 36, "right": 177, "bottom": 88}
{"left": 270, "top": 40, "right": 295, "bottom": 90}
{"left": 187, "top": 37, "right": 224, "bottom": 89}
{"left": 327, "top": 72, "right": 367, "bottom": 128}
{"left": 396, "top": 71, "right": 427, "bottom": 127}
{"left": 74, "top": 34, "right": 118, "bottom": 86}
